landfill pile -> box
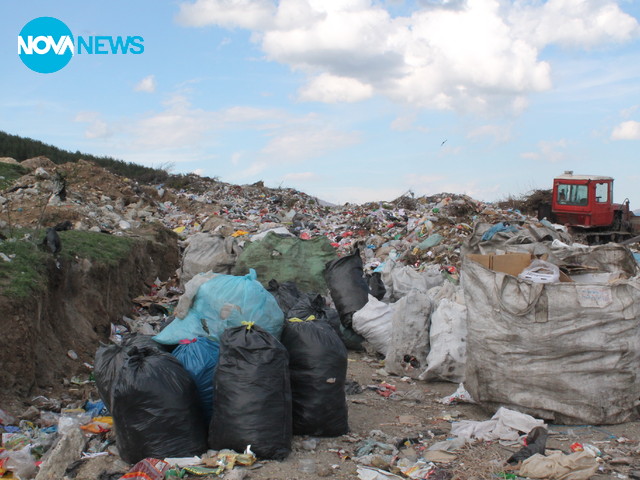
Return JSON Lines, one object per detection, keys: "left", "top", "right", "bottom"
{"left": 1, "top": 156, "right": 640, "bottom": 480}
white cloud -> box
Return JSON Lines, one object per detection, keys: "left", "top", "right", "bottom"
{"left": 405, "top": 174, "right": 446, "bottom": 185}
{"left": 390, "top": 113, "right": 429, "bottom": 132}
{"left": 313, "top": 177, "right": 502, "bottom": 205}
{"left": 521, "top": 152, "right": 539, "bottom": 160}
{"left": 133, "top": 95, "right": 211, "bottom": 148}
{"left": 315, "top": 185, "right": 409, "bottom": 205}
{"left": 135, "top": 75, "right": 156, "bottom": 93}
{"left": 521, "top": 139, "right": 568, "bottom": 163}
{"left": 509, "top": 0, "right": 640, "bottom": 49}
{"left": 192, "top": 168, "right": 205, "bottom": 175}
{"left": 261, "top": 124, "right": 360, "bottom": 161}
{"left": 611, "top": 120, "right": 640, "bottom": 140}
{"left": 175, "top": 0, "right": 276, "bottom": 29}
{"left": 282, "top": 171, "right": 322, "bottom": 182}
{"left": 175, "top": 0, "right": 639, "bottom": 113}
{"left": 74, "top": 111, "right": 99, "bottom": 123}
{"left": 98, "top": 93, "right": 362, "bottom": 176}
{"left": 467, "top": 124, "right": 511, "bottom": 143}
{"left": 74, "top": 111, "right": 113, "bottom": 139}
{"left": 233, "top": 161, "right": 269, "bottom": 179}
{"left": 621, "top": 105, "right": 639, "bottom": 119}
{"left": 298, "top": 74, "right": 373, "bottom": 103}
{"left": 231, "top": 152, "right": 243, "bottom": 165}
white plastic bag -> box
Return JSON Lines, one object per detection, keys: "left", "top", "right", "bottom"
{"left": 179, "top": 233, "right": 240, "bottom": 284}
{"left": 352, "top": 295, "right": 394, "bottom": 356}
{"left": 518, "top": 259, "right": 560, "bottom": 284}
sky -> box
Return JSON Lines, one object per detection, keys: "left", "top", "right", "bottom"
{"left": 1, "top": 0, "right": 639, "bottom": 206}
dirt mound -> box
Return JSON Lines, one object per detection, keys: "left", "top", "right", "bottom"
{"left": 0, "top": 224, "right": 179, "bottom": 404}
{"left": 21, "top": 156, "right": 57, "bottom": 170}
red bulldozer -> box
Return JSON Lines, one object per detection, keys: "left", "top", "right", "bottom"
{"left": 538, "top": 171, "right": 640, "bottom": 244}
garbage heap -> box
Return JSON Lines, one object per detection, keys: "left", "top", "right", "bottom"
{"left": 2, "top": 156, "right": 640, "bottom": 479}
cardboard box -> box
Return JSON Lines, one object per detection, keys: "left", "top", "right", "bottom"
{"left": 467, "top": 252, "right": 534, "bottom": 276}
{"left": 466, "top": 252, "right": 572, "bottom": 282}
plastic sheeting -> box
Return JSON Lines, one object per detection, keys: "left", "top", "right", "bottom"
{"left": 450, "top": 407, "right": 545, "bottom": 443}
{"left": 234, "top": 231, "right": 337, "bottom": 293}
{"left": 519, "top": 451, "right": 599, "bottom": 480}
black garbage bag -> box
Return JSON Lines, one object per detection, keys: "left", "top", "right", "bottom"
{"left": 321, "top": 306, "right": 345, "bottom": 340}
{"left": 507, "top": 427, "right": 548, "bottom": 464}
{"left": 367, "top": 272, "right": 386, "bottom": 301}
{"left": 324, "top": 248, "right": 369, "bottom": 328}
{"left": 209, "top": 324, "right": 291, "bottom": 460}
{"left": 281, "top": 318, "right": 349, "bottom": 436}
{"left": 286, "top": 291, "right": 323, "bottom": 319}
{"left": 267, "top": 279, "right": 303, "bottom": 315}
{"left": 112, "top": 347, "right": 207, "bottom": 464}
{"left": 94, "top": 335, "right": 165, "bottom": 412}
{"left": 340, "top": 324, "right": 365, "bottom": 351}
{"left": 287, "top": 293, "right": 344, "bottom": 341}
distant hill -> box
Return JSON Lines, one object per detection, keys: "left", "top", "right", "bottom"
{"left": 0, "top": 130, "right": 169, "bottom": 184}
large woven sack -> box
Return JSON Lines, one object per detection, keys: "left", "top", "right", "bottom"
{"left": 462, "top": 253, "right": 640, "bottom": 424}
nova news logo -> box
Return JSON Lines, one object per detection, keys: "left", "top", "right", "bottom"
{"left": 18, "top": 17, "right": 144, "bottom": 74}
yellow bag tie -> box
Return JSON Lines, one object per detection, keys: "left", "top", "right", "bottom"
{"left": 241, "top": 321, "right": 255, "bottom": 330}
{"left": 288, "top": 315, "right": 316, "bottom": 323}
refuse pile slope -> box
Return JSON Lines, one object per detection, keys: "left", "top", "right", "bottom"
{"left": 2, "top": 156, "right": 640, "bottom": 480}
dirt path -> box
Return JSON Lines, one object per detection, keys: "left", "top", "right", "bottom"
{"left": 208, "top": 351, "right": 640, "bottom": 480}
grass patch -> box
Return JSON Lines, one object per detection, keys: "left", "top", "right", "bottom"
{"left": 0, "top": 237, "right": 49, "bottom": 298}
{"left": 58, "top": 230, "right": 135, "bottom": 265}
{"left": 0, "top": 162, "right": 29, "bottom": 190}
{"left": 0, "top": 230, "right": 136, "bottom": 298}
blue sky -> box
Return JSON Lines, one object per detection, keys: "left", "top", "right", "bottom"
{"left": 2, "top": 0, "right": 639, "bottom": 206}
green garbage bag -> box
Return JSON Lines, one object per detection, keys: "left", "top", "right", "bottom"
{"left": 234, "top": 232, "right": 337, "bottom": 293}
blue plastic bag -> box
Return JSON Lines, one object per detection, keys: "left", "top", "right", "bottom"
{"left": 481, "top": 222, "right": 519, "bottom": 241}
{"left": 172, "top": 337, "right": 220, "bottom": 423}
{"left": 154, "top": 269, "right": 284, "bottom": 344}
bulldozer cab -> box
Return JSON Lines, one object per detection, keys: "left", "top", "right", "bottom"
{"left": 552, "top": 172, "right": 615, "bottom": 228}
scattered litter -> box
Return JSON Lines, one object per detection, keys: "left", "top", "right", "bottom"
{"left": 519, "top": 450, "right": 600, "bottom": 480}
{"left": 450, "top": 407, "right": 546, "bottom": 443}
{"left": 438, "top": 383, "right": 475, "bottom": 405}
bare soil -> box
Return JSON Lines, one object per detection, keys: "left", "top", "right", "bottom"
{"left": 61, "top": 350, "right": 640, "bottom": 480}
{"left": 0, "top": 224, "right": 179, "bottom": 408}
{"left": 231, "top": 352, "right": 640, "bottom": 480}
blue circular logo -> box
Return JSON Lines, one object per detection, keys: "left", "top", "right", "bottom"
{"left": 18, "top": 17, "right": 74, "bottom": 74}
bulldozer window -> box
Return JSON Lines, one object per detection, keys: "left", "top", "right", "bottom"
{"left": 595, "top": 182, "right": 608, "bottom": 203}
{"left": 557, "top": 184, "right": 588, "bottom": 206}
